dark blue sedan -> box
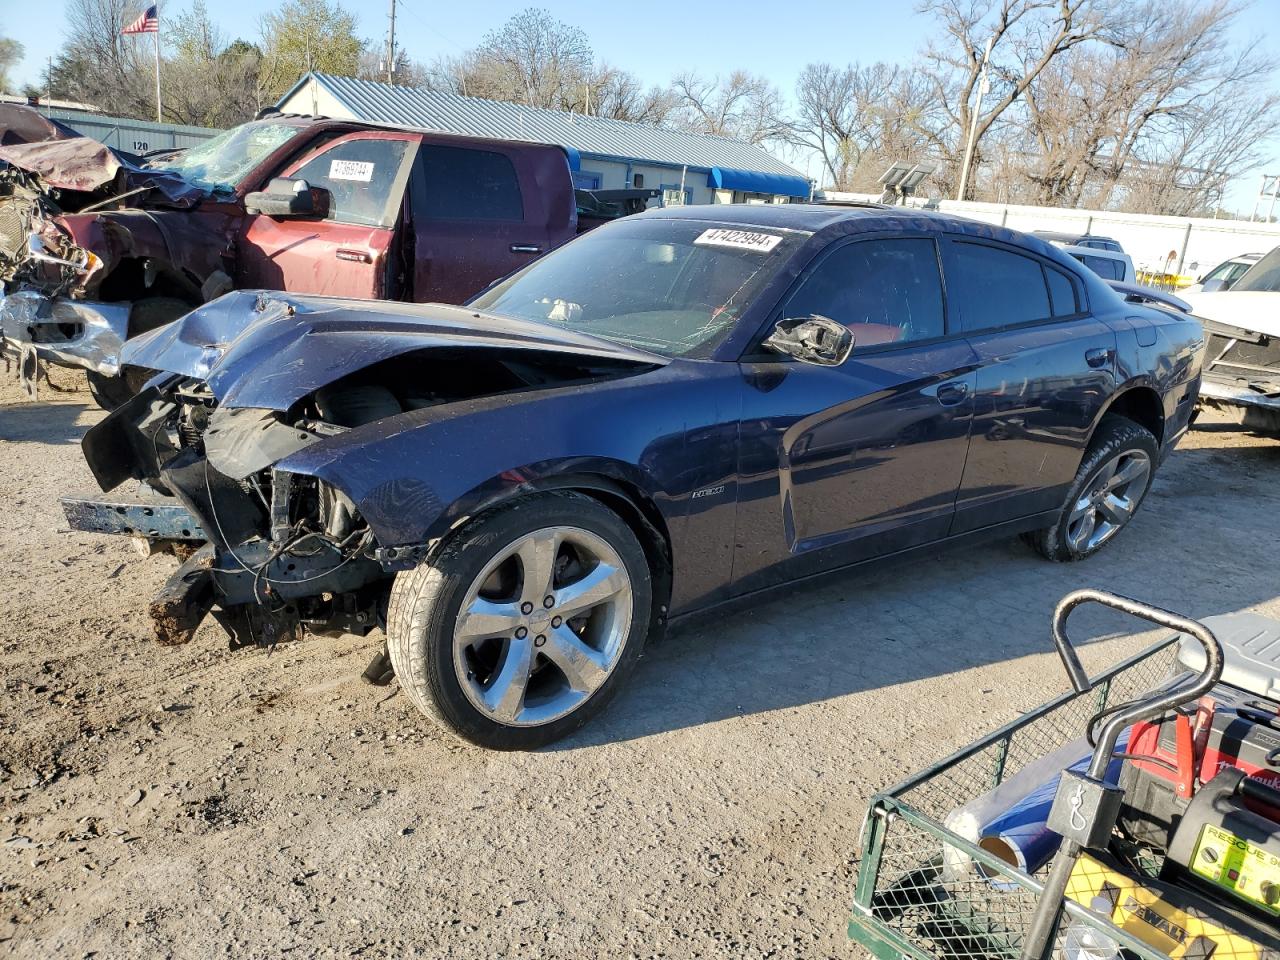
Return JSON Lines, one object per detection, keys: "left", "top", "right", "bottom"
{"left": 68, "top": 203, "right": 1204, "bottom": 748}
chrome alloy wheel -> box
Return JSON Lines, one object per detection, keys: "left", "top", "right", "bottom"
{"left": 452, "top": 526, "right": 633, "bottom": 727}
{"left": 1066, "top": 449, "right": 1152, "bottom": 553}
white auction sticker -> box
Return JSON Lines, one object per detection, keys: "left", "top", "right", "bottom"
{"left": 328, "top": 159, "right": 375, "bottom": 182}
{"left": 693, "top": 228, "right": 783, "bottom": 253}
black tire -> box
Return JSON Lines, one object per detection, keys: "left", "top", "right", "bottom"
{"left": 386, "top": 492, "right": 653, "bottom": 750}
{"left": 1023, "top": 416, "right": 1158, "bottom": 562}
{"left": 85, "top": 297, "right": 192, "bottom": 412}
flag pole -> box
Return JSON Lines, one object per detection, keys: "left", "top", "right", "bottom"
{"left": 153, "top": 1, "right": 162, "bottom": 123}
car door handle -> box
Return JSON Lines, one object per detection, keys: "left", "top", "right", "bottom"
{"left": 935, "top": 381, "right": 969, "bottom": 406}
{"left": 1085, "top": 347, "right": 1113, "bottom": 368}
{"left": 510, "top": 244, "right": 542, "bottom": 254}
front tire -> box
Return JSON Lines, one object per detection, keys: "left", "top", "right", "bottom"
{"left": 1024, "top": 416, "right": 1158, "bottom": 562}
{"left": 386, "top": 492, "right": 652, "bottom": 750}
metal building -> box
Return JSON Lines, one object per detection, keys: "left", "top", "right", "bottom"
{"left": 277, "top": 72, "right": 812, "bottom": 206}
{"left": 3, "top": 99, "right": 219, "bottom": 155}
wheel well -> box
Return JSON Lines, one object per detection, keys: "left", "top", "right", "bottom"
{"left": 1102, "top": 387, "right": 1164, "bottom": 446}
{"left": 95, "top": 257, "right": 203, "bottom": 307}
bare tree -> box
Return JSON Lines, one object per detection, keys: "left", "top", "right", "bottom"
{"left": 165, "top": 1, "right": 262, "bottom": 126}
{"left": 50, "top": 0, "right": 158, "bottom": 117}
{"left": 919, "top": 0, "right": 1105, "bottom": 196}
{"left": 670, "top": 70, "right": 789, "bottom": 145}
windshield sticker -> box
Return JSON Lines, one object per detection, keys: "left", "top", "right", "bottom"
{"left": 693, "top": 228, "right": 783, "bottom": 253}
{"left": 329, "top": 159, "right": 375, "bottom": 182}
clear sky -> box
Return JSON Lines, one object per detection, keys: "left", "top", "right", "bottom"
{"left": 5, "top": 0, "right": 1279, "bottom": 212}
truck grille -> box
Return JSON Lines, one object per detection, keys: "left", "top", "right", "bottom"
{"left": 0, "top": 196, "right": 30, "bottom": 263}
{"left": 1203, "top": 318, "right": 1280, "bottom": 394}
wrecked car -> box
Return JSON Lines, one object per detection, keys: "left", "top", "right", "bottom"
{"left": 1181, "top": 244, "right": 1280, "bottom": 436}
{"left": 0, "top": 105, "right": 628, "bottom": 408}
{"left": 63, "top": 204, "right": 1204, "bottom": 749}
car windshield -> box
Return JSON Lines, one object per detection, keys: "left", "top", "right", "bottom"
{"left": 146, "top": 121, "right": 304, "bottom": 193}
{"left": 470, "top": 217, "right": 807, "bottom": 358}
{"left": 1230, "top": 247, "right": 1280, "bottom": 293}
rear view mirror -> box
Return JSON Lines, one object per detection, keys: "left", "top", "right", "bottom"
{"left": 764, "top": 315, "right": 853, "bottom": 366}
{"left": 1199, "top": 278, "right": 1228, "bottom": 293}
{"left": 245, "top": 177, "right": 331, "bottom": 218}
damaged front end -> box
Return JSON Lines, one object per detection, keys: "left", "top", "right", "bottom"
{"left": 67, "top": 377, "right": 390, "bottom": 646}
{"left": 62, "top": 291, "right": 663, "bottom": 648}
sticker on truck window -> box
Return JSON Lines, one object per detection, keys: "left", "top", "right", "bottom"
{"left": 328, "top": 159, "right": 375, "bottom": 182}
{"left": 693, "top": 228, "right": 783, "bottom": 253}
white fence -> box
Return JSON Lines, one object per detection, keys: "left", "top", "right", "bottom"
{"left": 821, "top": 192, "right": 1280, "bottom": 281}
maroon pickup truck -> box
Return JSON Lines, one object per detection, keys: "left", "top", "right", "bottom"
{"left": 0, "top": 108, "right": 649, "bottom": 407}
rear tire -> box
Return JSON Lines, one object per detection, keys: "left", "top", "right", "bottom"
{"left": 86, "top": 297, "right": 192, "bottom": 411}
{"left": 1023, "top": 416, "right": 1158, "bottom": 562}
{"left": 386, "top": 492, "right": 652, "bottom": 750}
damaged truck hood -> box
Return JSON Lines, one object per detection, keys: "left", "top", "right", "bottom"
{"left": 121, "top": 290, "right": 667, "bottom": 411}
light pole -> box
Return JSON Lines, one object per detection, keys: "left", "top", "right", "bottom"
{"left": 955, "top": 36, "right": 994, "bottom": 202}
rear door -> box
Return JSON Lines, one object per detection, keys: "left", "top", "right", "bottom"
{"left": 730, "top": 235, "right": 979, "bottom": 593}
{"left": 945, "top": 238, "right": 1118, "bottom": 533}
{"left": 236, "top": 130, "right": 420, "bottom": 299}
{"left": 408, "top": 141, "right": 554, "bottom": 304}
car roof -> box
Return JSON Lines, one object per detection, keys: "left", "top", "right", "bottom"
{"left": 628, "top": 202, "right": 1064, "bottom": 255}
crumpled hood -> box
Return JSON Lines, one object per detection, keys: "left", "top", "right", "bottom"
{"left": 121, "top": 290, "right": 666, "bottom": 411}
{"left": 0, "top": 136, "right": 204, "bottom": 205}
{"left": 1181, "top": 290, "right": 1280, "bottom": 338}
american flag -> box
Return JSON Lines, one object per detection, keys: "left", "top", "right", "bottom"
{"left": 121, "top": 5, "right": 158, "bottom": 34}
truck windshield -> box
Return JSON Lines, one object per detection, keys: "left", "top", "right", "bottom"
{"left": 470, "top": 217, "right": 807, "bottom": 359}
{"left": 1231, "top": 246, "right": 1280, "bottom": 293}
{"left": 146, "top": 121, "right": 303, "bottom": 194}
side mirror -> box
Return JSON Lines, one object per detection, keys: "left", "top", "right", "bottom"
{"left": 245, "top": 177, "right": 331, "bottom": 218}
{"left": 763, "top": 315, "right": 854, "bottom": 366}
{"left": 1199, "top": 277, "right": 1228, "bottom": 293}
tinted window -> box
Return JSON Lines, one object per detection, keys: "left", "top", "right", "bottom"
{"left": 420, "top": 145, "right": 523, "bottom": 220}
{"left": 1076, "top": 254, "right": 1123, "bottom": 281}
{"left": 289, "top": 137, "right": 413, "bottom": 227}
{"left": 1231, "top": 247, "right": 1280, "bottom": 292}
{"left": 781, "top": 238, "right": 944, "bottom": 346}
{"left": 951, "top": 242, "right": 1051, "bottom": 332}
{"left": 1045, "top": 266, "right": 1078, "bottom": 316}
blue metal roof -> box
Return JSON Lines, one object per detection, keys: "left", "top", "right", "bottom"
{"left": 280, "top": 73, "right": 807, "bottom": 182}
{"left": 708, "top": 166, "right": 811, "bottom": 198}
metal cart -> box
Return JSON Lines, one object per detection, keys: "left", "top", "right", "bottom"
{"left": 847, "top": 589, "right": 1261, "bottom": 960}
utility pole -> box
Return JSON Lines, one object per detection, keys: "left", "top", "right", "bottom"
{"left": 955, "top": 36, "right": 994, "bottom": 202}
{"left": 386, "top": 0, "right": 397, "bottom": 85}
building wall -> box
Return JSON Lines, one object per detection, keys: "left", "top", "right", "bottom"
{"left": 41, "top": 108, "right": 219, "bottom": 153}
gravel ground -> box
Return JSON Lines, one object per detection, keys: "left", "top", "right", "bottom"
{"left": 1, "top": 370, "right": 1278, "bottom": 960}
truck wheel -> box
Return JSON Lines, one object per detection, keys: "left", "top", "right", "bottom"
{"left": 85, "top": 298, "right": 192, "bottom": 411}
{"left": 1023, "top": 416, "right": 1158, "bottom": 562}
{"left": 386, "top": 492, "right": 652, "bottom": 750}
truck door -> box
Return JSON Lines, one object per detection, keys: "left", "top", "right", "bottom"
{"left": 408, "top": 141, "right": 555, "bottom": 304}
{"left": 236, "top": 131, "right": 420, "bottom": 299}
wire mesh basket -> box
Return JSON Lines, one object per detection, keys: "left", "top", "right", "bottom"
{"left": 848, "top": 635, "right": 1187, "bottom": 960}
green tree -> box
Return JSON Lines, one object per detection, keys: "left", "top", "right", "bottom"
{"left": 258, "top": 0, "right": 364, "bottom": 103}
{"left": 0, "top": 36, "right": 21, "bottom": 93}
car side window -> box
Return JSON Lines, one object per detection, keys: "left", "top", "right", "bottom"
{"left": 419, "top": 145, "right": 524, "bottom": 220}
{"left": 287, "top": 137, "right": 415, "bottom": 228}
{"left": 1045, "top": 266, "right": 1079, "bottom": 317}
{"left": 779, "top": 238, "right": 945, "bottom": 347}
{"left": 950, "top": 241, "right": 1052, "bottom": 332}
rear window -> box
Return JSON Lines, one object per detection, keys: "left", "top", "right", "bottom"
{"left": 1045, "top": 266, "right": 1079, "bottom": 316}
{"left": 1231, "top": 247, "right": 1280, "bottom": 292}
{"left": 1075, "top": 254, "right": 1124, "bottom": 282}
{"left": 951, "top": 242, "right": 1051, "bottom": 332}
{"left": 419, "top": 145, "right": 523, "bottom": 220}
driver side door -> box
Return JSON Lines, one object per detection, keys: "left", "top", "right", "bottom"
{"left": 730, "top": 235, "right": 979, "bottom": 593}
{"left": 237, "top": 131, "right": 420, "bottom": 299}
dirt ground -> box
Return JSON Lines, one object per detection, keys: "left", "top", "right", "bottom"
{"left": 1, "top": 369, "right": 1278, "bottom": 960}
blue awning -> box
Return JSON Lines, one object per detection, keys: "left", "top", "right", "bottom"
{"left": 707, "top": 166, "right": 810, "bottom": 198}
